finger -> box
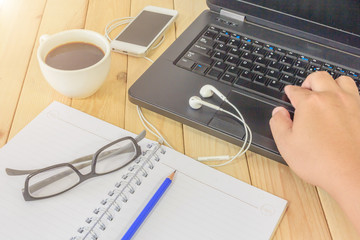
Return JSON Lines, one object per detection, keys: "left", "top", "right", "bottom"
{"left": 269, "top": 107, "right": 293, "bottom": 153}
{"left": 301, "top": 71, "right": 338, "bottom": 92}
{"left": 284, "top": 85, "right": 312, "bottom": 109}
{"left": 335, "top": 75, "right": 359, "bottom": 96}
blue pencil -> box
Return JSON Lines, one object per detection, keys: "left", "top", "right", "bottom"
{"left": 121, "top": 171, "right": 176, "bottom": 240}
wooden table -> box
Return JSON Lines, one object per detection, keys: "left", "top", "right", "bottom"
{"left": 1, "top": 0, "right": 359, "bottom": 239}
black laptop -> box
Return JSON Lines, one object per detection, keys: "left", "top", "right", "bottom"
{"left": 129, "top": 0, "right": 360, "bottom": 164}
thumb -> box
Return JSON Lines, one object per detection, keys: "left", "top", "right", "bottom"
{"left": 269, "top": 107, "right": 293, "bottom": 152}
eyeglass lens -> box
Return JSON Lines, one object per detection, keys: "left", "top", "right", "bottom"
{"left": 95, "top": 139, "right": 137, "bottom": 174}
{"left": 28, "top": 166, "right": 80, "bottom": 198}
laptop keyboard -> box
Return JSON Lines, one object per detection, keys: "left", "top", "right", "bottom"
{"left": 176, "top": 25, "right": 360, "bottom": 104}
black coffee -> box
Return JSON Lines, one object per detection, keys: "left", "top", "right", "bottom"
{"left": 45, "top": 42, "right": 105, "bottom": 70}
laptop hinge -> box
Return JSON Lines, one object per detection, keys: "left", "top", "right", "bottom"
{"left": 220, "top": 9, "right": 246, "bottom": 22}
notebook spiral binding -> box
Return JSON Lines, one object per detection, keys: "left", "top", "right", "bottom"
{"left": 70, "top": 142, "right": 166, "bottom": 240}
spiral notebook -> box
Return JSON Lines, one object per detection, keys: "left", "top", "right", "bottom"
{"left": 0, "top": 102, "right": 287, "bottom": 240}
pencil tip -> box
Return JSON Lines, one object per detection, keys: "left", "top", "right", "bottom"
{"left": 168, "top": 171, "right": 176, "bottom": 180}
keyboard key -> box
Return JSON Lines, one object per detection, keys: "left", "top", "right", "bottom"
{"left": 268, "top": 79, "right": 284, "bottom": 91}
{"left": 240, "top": 52, "right": 255, "bottom": 62}
{"left": 225, "top": 56, "right": 240, "bottom": 66}
{"left": 193, "top": 64, "right": 208, "bottom": 75}
{"left": 268, "top": 61, "right": 284, "bottom": 71}
{"left": 203, "top": 31, "right": 217, "bottom": 39}
{"left": 252, "top": 47, "right": 267, "bottom": 57}
{"left": 253, "top": 65, "right": 267, "bottom": 75}
{"left": 190, "top": 44, "right": 211, "bottom": 56}
{"left": 323, "top": 63, "right": 334, "bottom": 70}
{"left": 348, "top": 71, "right": 360, "bottom": 79}
{"left": 264, "top": 44, "right": 275, "bottom": 51}
{"left": 253, "top": 75, "right": 268, "bottom": 85}
{"left": 298, "top": 55, "right": 310, "bottom": 62}
{"left": 215, "top": 35, "right": 229, "bottom": 43}
{"left": 220, "top": 73, "right": 235, "bottom": 84}
{"left": 253, "top": 40, "right": 263, "bottom": 48}
{"left": 234, "top": 79, "right": 290, "bottom": 104}
{"left": 231, "top": 33, "right": 242, "bottom": 39}
{"left": 208, "top": 26, "right": 220, "bottom": 32}
{"left": 239, "top": 70, "right": 254, "bottom": 81}
{"left": 242, "top": 37, "right": 253, "bottom": 43}
{"left": 215, "top": 43, "right": 228, "bottom": 53}
{"left": 197, "top": 37, "right": 216, "bottom": 48}
{"left": 239, "top": 43, "right": 253, "bottom": 52}
{"left": 335, "top": 67, "right": 348, "bottom": 75}
{"left": 266, "top": 69, "right": 281, "bottom": 79}
{"left": 295, "top": 78, "right": 304, "bottom": 86}
{"left": 280, "top": 74, "right": 295, "bottom": 84}
{"left": 265, "top": 52, "right": 281, "bottom": 61}
{"left": 324, "top": 70, "right": 336, "bottom": 78}
{"left": 220, "top": 30, "right": 232, "bottom": 36}
{"left": 293, "top": 60, "right": 308, "bottom": 70}
{"left": 308, "top": 65, "right": 321, "bottom": 72}
{"left": 227, "top": 39, "right": 242, "bottom": 48}
{"left": 213, "top": 61, "right": 228, "bottom": 71}
{"left": 279, "top": 56, "right": 294, "bottom": 66}
{"left": 228, "top": 47, "right": 241, "bottom": 57}
{"left": 275, "top": 47, "right": 286, "bottom": 55}
{"left": 296, "top": 70, "right": 309, "bottom": 79}
{"left": 212, "top": 51, "right": 227, "bottom": 61}
{"left": 227, "top": 66, "right": 242, "bottom": 76}
{"left": 239, "top": 60, "right": 253, "bottom": 70}
{"left": 185, "top": 51, "right": 213, "bottom": 65}
{"left": 177, "top": 58, "right": 195, "bottom": 70}
{"left": 206, "top": 68, "right": 223, "bottom": 79}
{"left": 286, "top": 51, "right": 299, "bottom": 59}
{"left": 310, "top": 59, "right": 323, "bottom": 66}
{"left": 254, "top": 56, "right": 269, "bottom": 67}
{"left": 282, "top": 66, "right": 297, "bottom": 76}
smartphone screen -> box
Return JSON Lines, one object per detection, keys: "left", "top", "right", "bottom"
{"left": 116, "top": 10, "right": 174, "bottom": 47}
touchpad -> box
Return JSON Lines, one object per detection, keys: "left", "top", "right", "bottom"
{"left": 208, "top": 90, "right": 293, "bottom": 152}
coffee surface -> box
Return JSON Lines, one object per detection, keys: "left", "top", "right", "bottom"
{"left": 45, "top": 42, "right": 104, "bottom": 70}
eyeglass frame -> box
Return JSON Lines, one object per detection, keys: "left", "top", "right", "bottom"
{"left": 7, "top": 132, "right": 144, "bottom": 201}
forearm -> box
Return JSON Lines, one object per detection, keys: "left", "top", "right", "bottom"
{"left": 328, "top": 169, "right": 360, "bottom": 234}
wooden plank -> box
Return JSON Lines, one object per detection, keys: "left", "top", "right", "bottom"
{"left": 8, "top": 0, "right": 89, "bottom": 140}
{"left": 318, "top": 188, "right": 360, "bottom": 239}
{"left": 173, "top": 0, "right": 207, "bottom": 37}
{"left": 184, "top": 126, "right": 251, "bottom": 184}
{"left": 0, "top": 0, "right": 46, "bottom": 146}
{"left": 248, "top": 152, "right": 332, "bottom": 239}
{"left": 124, "top": 0, "right": 184, "bottom": 152}
{"left": 71, "top": 0, "right": 130, "bottom": 128}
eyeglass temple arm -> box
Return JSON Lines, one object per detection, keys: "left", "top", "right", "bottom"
{"left": 5, "top": 130, "right": 146, "bottom": 176}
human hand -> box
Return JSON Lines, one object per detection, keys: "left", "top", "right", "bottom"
{"left": 270, "top": 71, "right": 360, "bottom": 193}
{"left": 269, "top": 71, "right": 360, "bottom": 233}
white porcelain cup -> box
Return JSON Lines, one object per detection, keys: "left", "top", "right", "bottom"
{"left": 37, "top": 29, "right": 111, "bottom": 98}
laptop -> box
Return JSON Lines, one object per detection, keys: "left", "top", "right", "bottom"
{"left": 129, "top": 0, "right": 360, "bottom": 164}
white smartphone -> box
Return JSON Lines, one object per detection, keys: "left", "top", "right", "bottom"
{"left": 111, "top": 6, "right": 178, "bottom": 57}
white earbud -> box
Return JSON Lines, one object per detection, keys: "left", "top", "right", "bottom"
{"left": 188, "top": 84, "right": 253, "bottom": 168}
{"left": 189, "top": 96, "right": 221, "bottom": 111}
{"left": 200, "top": 85, "right": 227, "bottom": 101}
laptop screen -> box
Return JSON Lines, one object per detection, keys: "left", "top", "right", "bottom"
{"left": 208, "top": 0, "right": 360, "bottom": 52}
{"left": 240, "top": 0, "right": 360, "bottom": 36}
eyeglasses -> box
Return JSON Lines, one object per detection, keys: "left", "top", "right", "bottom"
{"left": 6, "top": 131, "right": 146, "bottom": 201}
